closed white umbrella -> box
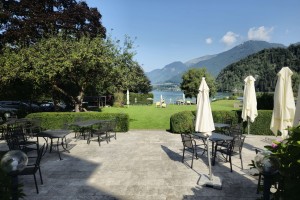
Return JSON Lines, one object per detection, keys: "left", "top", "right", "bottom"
{"left": 183, "top": 93, "right": 185, "bottom": 104}
{"left": 270, "top": 67, "right": 295, "bottom": 139}
{"left": 293, "top": 83, "right": 300, "bottom": 126}
{"left": 195, "top": 77, "right": 219, "bottom": 188}
{"left": 126, "top": 89, "right": 130, "bottom": 107}
{"left": 195, "top": 77, "right": 215, "bottom": 133}
{"left": 241, "top": 76, "right": 258, "bottom": 134}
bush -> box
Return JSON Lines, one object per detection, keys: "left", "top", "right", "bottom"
{"left": 257, "top": 93, "right": 274, "bottom": 110}
{"left": 170, "top": 111, "right": 195, "bottom": 133}
{"left": 264, "top": 126, "right": 300, "bottom": 200}
{"left": 248, "top": 110, "right": 273, "bottom": 135}
{"left": 170, "top": 110, "right": 274, "bottom": 135}
{"left": 26, "top": 112, "right": 129, "bottom": 132}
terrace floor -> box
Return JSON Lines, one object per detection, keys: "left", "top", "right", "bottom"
{"left": 0, "top": 130, "right": 276, "bottom": 200}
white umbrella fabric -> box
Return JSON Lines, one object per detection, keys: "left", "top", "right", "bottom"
{"left": 293, "top": 83, "right": 300, "bottom": 126}
{"left": 195, "top": 77, "right": 215, "bottom": 133}
{"left": 195, "top": 77, "right": 219, "bottom": 188}
{"left": 270, "top": 67, "right": 295, "bottom": 139}
{"left": 126, "top": 89, "right": 130, "bottom": 107}
{"left": 183, "top": 93, "right": 185, "bottom": 104}
{"left": 160, "top": 94, "right": 163, "bottom": 108}
{"left": 241, "top": 75, "right": 258, "bottom": 134}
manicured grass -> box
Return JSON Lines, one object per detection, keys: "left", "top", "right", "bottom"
{"left": 102, "top": 100, "right": 240, "bottom": 130}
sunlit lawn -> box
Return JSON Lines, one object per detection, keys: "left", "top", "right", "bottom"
{"left": 102, "top": 100, "right": 240, "bottom": 130}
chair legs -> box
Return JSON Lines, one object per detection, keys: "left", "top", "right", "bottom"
{"left": 33, "top": 173, "right": 39, "bottom": 194}
{"left": 239, "top": 149, "right": 244, "bottom": 170}
{"left": 182, "top": 147, "right": 197, "bottom": 168}
{"left": 38, "top": 168, "right": 43, "bottom": 185}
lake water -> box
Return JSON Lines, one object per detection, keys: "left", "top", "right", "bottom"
{"left": 152, "top": 90, "right": 232, "bottom": 104}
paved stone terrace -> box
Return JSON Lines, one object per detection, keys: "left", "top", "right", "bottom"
{"left": 0, "top": 131, "right": 276, "bottom": 200}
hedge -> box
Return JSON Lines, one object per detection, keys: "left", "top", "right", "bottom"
{"left": 170, "top": 110, "right": 274, "bottom": 135}
{"left": 26, "top": 112, "right": 129, "bottom": 132}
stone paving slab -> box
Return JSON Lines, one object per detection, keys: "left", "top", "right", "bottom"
{"left": 0, "top": 131, "right": 277, "bottom": 200}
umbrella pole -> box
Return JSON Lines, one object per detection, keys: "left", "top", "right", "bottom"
{"left": 207, "top": 138, "right": 213, "bottom": 180}
{"left": 247, "top": 117, "right": 250, "bottom": 135}
{"left": 197, "top": 137, "right": 222, "bottom": 190}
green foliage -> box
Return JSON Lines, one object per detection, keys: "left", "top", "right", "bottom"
{"left": 0, "top": 0, "right": 106, "bottom": 49}
{"left": 180, "top": 68, "right": 217, "bottom": 99}
{"left": 26, "top": 112, "right": 129, "bottom": 132}
{"left": 0, "top": 35, "right": 151, "bottom": 111}
{"left": 257, "top": 93, "right": 274, "bottom": 110}
{"left": 248, "top": 110, "right": 273, "bottom": 135}
{"left": 170, "top": 111, "right": 195, "bottom": 133}
{"left": 264, "top": 126, "right": 300, "bottom": 200}
{"left": 216, "top": 44, "right": 300, "bottom": 93}
{"left": 123, "top": 92, "right": 154, "bottom": 105}
{"left": 170, "top": 109, "right": 274, "bottom": 135}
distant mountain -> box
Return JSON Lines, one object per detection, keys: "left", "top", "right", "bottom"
{"left": 146, "top": 40, "right": 286, "bottom": 84}
{"left": 190, "top": 40, "right": 285, "bottom": 76}
{"left": 145, "top": 61, "right": 187, "bottom": 84}
{"left": 184, "top": 55, "right": 216, "bottom": 67}
{"left": 216, "top": 43, "right": 300, "bottom": 92}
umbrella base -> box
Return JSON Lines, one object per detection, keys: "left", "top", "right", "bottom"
{"left": 198, "top": 174, "right": 222, "bottom": 190}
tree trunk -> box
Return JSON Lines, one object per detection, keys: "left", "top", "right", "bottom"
{"left": 74, "top": 91, "right": 84, "bottom": 112}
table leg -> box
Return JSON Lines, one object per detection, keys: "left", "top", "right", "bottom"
{"left": 56, "top": 138, "right": 62, "bottom": 160}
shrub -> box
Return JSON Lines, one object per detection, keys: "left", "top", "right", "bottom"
{"left": 26, "top": 112, "right": 129, "bottom": 132}
{"left": 257, "top": 93, "right": 274, "bottom": 110}
{"left": 248, "top": 110, "right": 273, "bottom": 135}
{"left": 170, "top": 111, "right": 195, "bottom": 133}
{"left": 170, "top": 110, "right": 274, "bottom": 135}
{"left": 264, "top": 126, "right": 300, "bottom": 200}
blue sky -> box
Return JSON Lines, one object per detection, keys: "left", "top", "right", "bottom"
{"left": 85, "top": 0, "right": 300, "bottom": 72}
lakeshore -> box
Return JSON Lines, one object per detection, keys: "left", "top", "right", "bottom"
{"left": 151, "top": 90, "right": 232, "bottom": 104}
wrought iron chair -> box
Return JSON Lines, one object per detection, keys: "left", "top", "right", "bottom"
{"left": 6, "top": 125, "right": 38, "bottom": 154}
{"left": 88, "top": 122, "right": 109, "bottom": 146}
{"left": 213, "top": 134, "right": 246, "bottom": 172}
{"left": 106, "top": 120, "right": 117, "bottom": 141}
{"left": 17, "top": 144, "right": 46, "bottom": 194}
{"left": 180, "top": 133, "right": 206, "bottom": 168}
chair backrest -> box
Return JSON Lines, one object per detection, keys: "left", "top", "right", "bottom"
{"left": 224, "top": 118, "right": 233, "bottom": 126}
{"left": 232, "top": 134, "right": 246, "bottom": 153}
{"left": 6, "top": 136, "right": 20, "bottom": 150}
{"left": 26, "top": 119, "right": 42, "bottom": 136}
{"left": 181, "top": 134, "right": 194, "bottom": 149}
{"left": 7, "top": 125, "right": 27, "bottom": 143}
{"left": 230, "top": 124, "right": 243, "bottom": 136}
{"left": 35, "top": 144, "right": 46, "bottom": 168}
{"left": 95, "top": 121, "right": 110, "bottom": 133}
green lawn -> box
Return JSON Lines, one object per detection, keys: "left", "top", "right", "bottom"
{"left": 102, "top": 100, "right": 240, "bottom": 130}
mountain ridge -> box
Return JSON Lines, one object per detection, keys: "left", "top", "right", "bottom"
{"left": 146, "top": 40, "right": 286, "bottom": 84}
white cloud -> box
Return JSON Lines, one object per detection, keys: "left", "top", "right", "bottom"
{"left": 221, "top": 31, "right": 239, "bottom": 46}
{"left": 248, "top": 26, "right": 274, "bottom": 41}
{"left": 205, "top": 37, "right": 213, "bottom": 44}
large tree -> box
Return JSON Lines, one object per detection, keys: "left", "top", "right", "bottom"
{"left": 0, "top": 35, "right": 152, "bottom": 111}
{"left": 0, "top": 0, "right": 106, "bottom": 49}
{"left": 180, "top": 68, "right": 216, "bottom": 100}
{"left": 0, "top": 35, "right": 115, "bottom": 111}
